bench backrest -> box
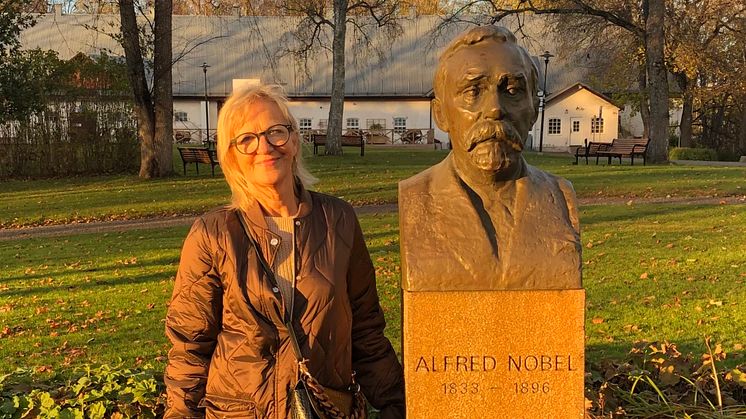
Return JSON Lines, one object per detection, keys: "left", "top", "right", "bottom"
{"left": 609, "top": 138, "right": 649, "bottom": 154}
{"left": 178, "top": 147, "right": 214, "bottom": 164}
{"left": 312, "top": 134, "right": 363, "bottom": 146}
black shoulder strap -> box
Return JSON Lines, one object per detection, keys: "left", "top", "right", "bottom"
{"left": 236, "top": 211, "right": 306, "bottom": 363}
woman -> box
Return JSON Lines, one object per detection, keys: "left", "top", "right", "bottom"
{"left": 164, "top": 84, "right": 405, "bottom": 418}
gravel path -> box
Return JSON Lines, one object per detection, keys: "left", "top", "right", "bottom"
{"left": 1, "top": 196, "right": 743, "bottom": 242}
{"left": 0, "top": 204, "right": 399, "bottom": 241}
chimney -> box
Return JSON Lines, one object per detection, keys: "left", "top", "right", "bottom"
{"left": 53, "top": 3, "right": 63, "bottom": 15}
{"left": 232, "top": 4, "right": 240, "bottom": 17}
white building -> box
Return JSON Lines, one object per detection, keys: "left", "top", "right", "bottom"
{"left": 530, "top": 83, "right": 620, "bottom": 151}
{"left": 22, "top": 11, "right": 650, "bottom": 150}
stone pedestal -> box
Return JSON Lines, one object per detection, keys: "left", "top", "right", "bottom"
{"left": 402, "top": 290, "right": 585, "bottom": 419}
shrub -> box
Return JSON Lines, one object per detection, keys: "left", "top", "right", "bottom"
{"left": 669, "top": 147, "right": 718, "bottom": 161}
{"left": 716, "top": 149, "right": 741, "bottom": 162}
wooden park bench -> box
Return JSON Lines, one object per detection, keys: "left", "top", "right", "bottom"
{"left": 312, "top": 133, "right": 365, "bottom": 156}
{"left": 572, "top": 140, "right": 609, "bottom": 165}
{"left": 594, "top": 137, "right": 650, "bottom": 165}
{"left": 177, "top": 146, "right": 219, "bottom": 176}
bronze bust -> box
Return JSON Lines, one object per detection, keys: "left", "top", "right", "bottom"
{"left": 399, "top": 26, "right": 582, "bottom": 291}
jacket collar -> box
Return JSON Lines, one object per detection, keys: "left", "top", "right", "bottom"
{"left": 241, "top": 180, "right": 313, "bottom": 232}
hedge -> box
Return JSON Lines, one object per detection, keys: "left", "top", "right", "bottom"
{"left": 669, "top": 147, "right": 719, "bottom": 161}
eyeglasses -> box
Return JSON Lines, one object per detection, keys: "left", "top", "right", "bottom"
{"left": 230, "top": 124, "right": 293, "bottom": 155}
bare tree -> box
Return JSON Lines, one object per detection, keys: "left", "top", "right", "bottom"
{"left": 279, "top": 0, "right": 402, "bottom": 155}
{"left": 119, "top": 0, "right": 173, "bottom": 178}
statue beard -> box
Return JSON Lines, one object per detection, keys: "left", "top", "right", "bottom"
{"left": 464, "top": 120, "right": 524, "bottom": 173}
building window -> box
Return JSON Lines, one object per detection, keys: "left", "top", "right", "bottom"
{"left": 318, "top": 119, "right": 328, "bottom": 130}
{"left": 591, "top": 117, "right": 604, "bottom": 133}
{"left": 299, "top": 118, "right": 312, "bottom": 133}
{"left": 346, "top": 118, "right": 359, "bottom": 129}
{"left": 366, "top": 119, "right": 386, "bottom": 129}
{"left": 548, "top": 118, "right": 561, "bottom": 135}
{"left": 572, "top": 120, "right": 580, "bottom": 132}
{"left": 393, "top": 117, "right": 407, "bottom": 133}
{"left": 174, "top": 111, "right": 188, "bottom": 122}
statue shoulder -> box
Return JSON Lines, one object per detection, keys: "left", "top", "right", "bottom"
{"left": 399, "top": 157, "right": 451, "bottom": 197}
{"left": 400, "top": 166, "right": 436, "bottom": 195}
{"left": 525, "top": 164, "right": 576, "bottom": 195}
{"left": 525, "top": 164, "right": 580, "bottom": 232}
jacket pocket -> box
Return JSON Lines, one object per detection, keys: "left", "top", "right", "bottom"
{"left": 202, "top": 394, "right": 256, "bottom": 419}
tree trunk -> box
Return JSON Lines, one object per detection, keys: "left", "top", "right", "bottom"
{"left": 120, "top": 0, "right": 156, "bottom": 177}
{"left": 711, "top": 100, "right": 725, "bottom": 150}
{"left": 119, "top": 0, "right": 173, "bottom": 178}
{"left": 644, "top": 0, "right": 670, "bottom": 163}
{"left": 325, "top": 0, "right": 347, "bottom": 156}
{"left": 150, "top": 0, "right": 173, "bottom": 177}
{"left": 675, "top": 72, "right": 693, "bottom": 148}
{"left": 638, "top": 63, "right": 650, "bottom": 139}
{"left": 738, "top": 98, "right": 746, "bottom": 154}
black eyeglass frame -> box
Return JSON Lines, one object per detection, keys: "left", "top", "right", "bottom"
{"left": 229, "top": 123, "right": 294, "bottom": 155}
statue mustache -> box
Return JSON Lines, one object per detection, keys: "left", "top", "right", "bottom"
{"left": 466, "top": 121, "right": 523, "bottom": 153}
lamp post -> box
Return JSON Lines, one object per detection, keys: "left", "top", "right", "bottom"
{"left": 200, "top": 62, "right": 211, "bottom": 145}
{"left": 538, "top": 50, "right": 554, "bottom": 152}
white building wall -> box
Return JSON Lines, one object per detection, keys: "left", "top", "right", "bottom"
{"left": 173, "top": 100, "right": 218, "bottom": 142}
{"left": 620, "top": 104, "right": 683, "bottom": 140}
{"left": 174, "top": 97, "right": 449, "bottom": 145}
{"left": 531, "top": 88, "right": 619, "bottom": 151}
{"left": 288, "top": 99, "right": 446, "bottom": 141}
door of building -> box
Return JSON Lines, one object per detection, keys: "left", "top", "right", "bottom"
{"left": 569, "top": 118, "right": 583, "bottom": 146}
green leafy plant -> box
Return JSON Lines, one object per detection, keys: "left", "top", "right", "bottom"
{"left": 0, "top": 364, "right": 165, "bottom": 418}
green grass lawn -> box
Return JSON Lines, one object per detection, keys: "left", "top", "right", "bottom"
{"left": 1, "top": 203, "right": 744, "bottom": 378}
{"left": 2, "top": 148, "right": 745, "bottom": 228}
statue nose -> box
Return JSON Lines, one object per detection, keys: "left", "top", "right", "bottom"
{"left": 483, "top": 90, "right": 504, "bottom": 120}
{"left": 484, "top": 103, "right": 504, "bottom": 120}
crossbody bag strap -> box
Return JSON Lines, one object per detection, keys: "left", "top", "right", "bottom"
{"left": 236, "top": 211, "right": 306, "bottom": 365}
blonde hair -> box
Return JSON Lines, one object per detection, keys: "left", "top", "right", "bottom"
{"left": 217, "top": 84, "right": 317, "bottom": 212}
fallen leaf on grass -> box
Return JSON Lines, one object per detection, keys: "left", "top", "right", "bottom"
{"left": 659, "top": 365, "right": 680, "bottom": 386}
{"left": 592, "top": 318, "right": 604, "bottom": 324}
{"left": 640, "top": 272, "right": 649, "bottom": 279}
{"left": 726, "top": 369, "right": 746, "bottom": 389}
{"left": 623, "top": 324, "right": 640, "bottom": 332}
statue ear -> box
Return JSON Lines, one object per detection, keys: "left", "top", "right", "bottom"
{"left": 432, "top": 98, "right": 449, "bottom": 132}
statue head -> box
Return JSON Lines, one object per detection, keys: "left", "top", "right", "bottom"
{"left": 433, "top": 26, "right": 540, "bottom": 183}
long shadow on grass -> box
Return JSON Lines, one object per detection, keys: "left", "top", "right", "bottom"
{"left": 580, "top": 204, "right": 714, "bottom": 226}
{"left": 2, "top": 268, "right": 176, "bottom": 298}
{"left": 0, "top": 252, "right": 179, "bottom": 283}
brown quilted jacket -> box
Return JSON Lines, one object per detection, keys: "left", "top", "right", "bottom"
{"left": 164, "top": 188, "right": 405, "bottom": 418}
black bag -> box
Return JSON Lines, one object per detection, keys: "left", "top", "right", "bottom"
{"left": 290, "top": 378, "right": 322, "bottom": 419}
